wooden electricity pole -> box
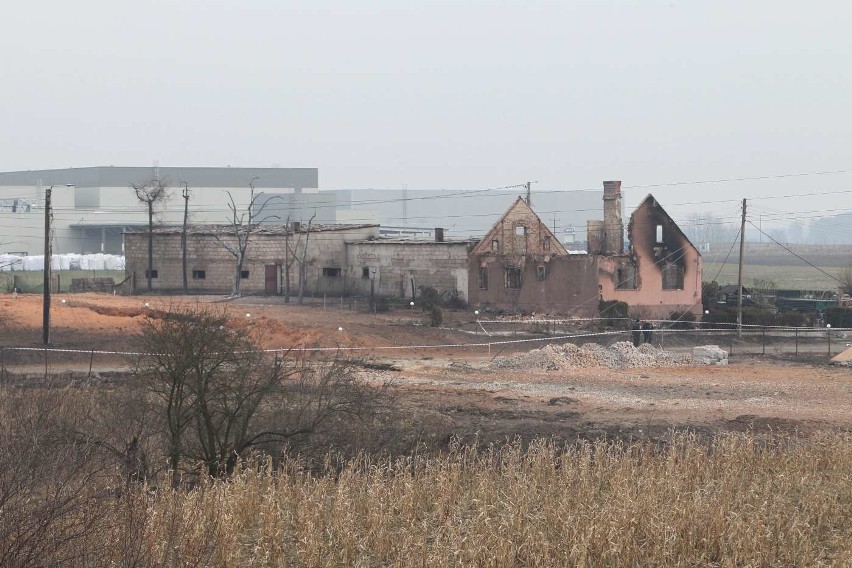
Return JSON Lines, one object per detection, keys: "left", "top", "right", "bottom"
{"left": 42, "top": 183, "right": 74, "bottom": 345}
{"left": 736, "top": 198, "right": 747, "bottom": 337}
{"left": 181, "top": 182, "right": 190, "bottom": 294}
{"left": 42, "top": 185, "right": 52, "bottom": 346}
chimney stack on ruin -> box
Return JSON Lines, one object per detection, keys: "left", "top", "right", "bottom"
{"left": 602, "top": 180, "right": 623, "bottom": 254}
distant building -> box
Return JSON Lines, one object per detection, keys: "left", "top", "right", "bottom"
{"left": 124, "top": 223, "right": 377, "bottom": 295}
{"left": 0, "top": 166, "right": 318, "bottom": 255}
{"left": 468, "top": 182, "right": 704, "bottom": 318}
{"left": 596, "top": 191, "right": 703, "bottom": 319}
{"left": 467, "top": 197, "right": 600, "bottom": 316}
{"left": 124, "top": 223, "right": 473, "bottom": 298}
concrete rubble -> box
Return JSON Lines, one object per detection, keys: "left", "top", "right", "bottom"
{"left": 692, "top": 345, "right": 729, "bottom": 366}
{"left": 491, "top": 341, "right": 694, "bottom": 370}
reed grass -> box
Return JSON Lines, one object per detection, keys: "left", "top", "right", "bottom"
{"left": 97, "top": 432, "right": 852, "bottom": 567}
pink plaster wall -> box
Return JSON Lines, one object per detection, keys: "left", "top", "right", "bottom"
{"left": 598, "top": 199, "right": 703, "bottom": 319}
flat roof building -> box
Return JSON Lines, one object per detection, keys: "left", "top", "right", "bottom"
{"left": 0, "top": 166, "right": 318, "bottom": 255}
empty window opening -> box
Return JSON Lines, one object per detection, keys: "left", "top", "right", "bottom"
{"left": 491, "top": 239, "right": 499, "bottom": 252}
{"left": 505, "top": 267, "right": 522, "bottom": 289}
{"left": 479, "top": 267, "right": 489, "bottom": 290}
{"left": 536, "top": 266, "right": 546, "bottom": 281}
{"left": 655, "top": 224, "right": 664, "bottom": 244}
{"left": 362, "top": 267, "right": 370, "bottom": 279}
{"left": 616, "top": 265, "right": 638, "bottom": 290}
{"left": 322, "top": 267, "right": 342, "bottom": 278}
{"left": 662, "top": 262, "right": 684, "bottom": 289}
{"left": 192, "top": 270, "right": 206, "bottom": 280}
{"left": 145, "top": 269, "right": 158, "bottom": 279}
{"left": 543, "top": 236, "right": 551, "bottom": 251}
{"left": 240, "top": 270, "right": 250, "bottom": 279}
{"left": 515, "top": 226, "right": 526, "bottom": 236}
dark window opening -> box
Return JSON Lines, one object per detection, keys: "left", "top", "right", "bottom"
{"left": 362, "top": 267, "right": 370, "bottom": 279}
{"left": 145, "top": 269, "right": 158, "bottom": 279}
{"left": 616, "top": 265, "right": 638, "bottom": 290}
{"left": 543, "top": 236, "right": 551, "bottom": 251}
{"left": 192, "top": 270, "right": 206, "bottom": 280}
{"left": 323, "top": 267, "right": 342, "bottom": 278}
{"left": 240, "top": 270, "right": 250, "bottom": 279}
{"left": 662, "top": 263, "right": 684, "bottom": 289}
{"left": 479, "top": 267, "right": 489, "bottom": 290}
{"left": 505, "top": 267, "right": 522, "bottom": 289}
{"left": 536, "top": 266, "right": 546, "bottom": 281}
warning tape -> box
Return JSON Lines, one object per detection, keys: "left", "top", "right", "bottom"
{"left": 1, "top": 325, "right": 839, "bottom": 357}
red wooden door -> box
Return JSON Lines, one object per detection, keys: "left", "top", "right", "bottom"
{"left": 264, "top": 265, "right": 277, "bottom": 294}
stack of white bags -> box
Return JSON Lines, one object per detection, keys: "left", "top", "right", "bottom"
{"left": 0, "top": 253, "right": 125, "bottom": 271}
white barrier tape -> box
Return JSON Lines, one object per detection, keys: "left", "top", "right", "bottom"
{"left": 1, "top": 326, "right": 837, "bottom": 357}
{"left": 476, "top": 318, "right": 852, "bottom": 331}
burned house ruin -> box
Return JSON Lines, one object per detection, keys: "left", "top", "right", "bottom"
{"left": 469, "top": 183, "right": 703, "bottom": 318}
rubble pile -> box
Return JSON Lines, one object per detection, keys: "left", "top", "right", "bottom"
{"left": 491, "top": 341, "right": 694, "bottom": 370}
{"left": 692, "top": 345, "right": 729, "bottom": 366}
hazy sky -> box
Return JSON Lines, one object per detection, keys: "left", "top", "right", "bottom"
{"left": 3, "top": 1, "right": 851, "bottom": 224}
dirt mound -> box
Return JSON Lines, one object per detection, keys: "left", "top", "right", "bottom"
{"left": 76, "top": 303, "right": 147, "bottom": 318}
{"left": 491, "top": 341, "right": 693, "bottom": 370}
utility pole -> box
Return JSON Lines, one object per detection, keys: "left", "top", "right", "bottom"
{"left": 736, "top": 198, "right": 747, "bottom": 337}
{"left": 181, "top": 182, "right": 190, "bottom": 294}
{"left": 525, "top": 181, "right": 531, "bottom": 206}
{"left": 43, "top": 183, "right": 73, "bottom": 345}
{"left": 42, "top": 185, "right": 52, "bottom": 346}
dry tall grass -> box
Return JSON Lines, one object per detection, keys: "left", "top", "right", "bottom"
{"left": 90, "top": 433, "right": 852, "bottom": 567}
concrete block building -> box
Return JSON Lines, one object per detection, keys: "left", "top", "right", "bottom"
{"left": 124, "top": 224, "right": 474, "bottom": 299}
{"left": 125, "top": 224, "right": 378, "bottom": 295}
{"left": 346, "top": 234, "right": 475, "bottom": 299}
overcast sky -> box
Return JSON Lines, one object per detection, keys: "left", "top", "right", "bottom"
{"left": 2, "top": 1, "right": 851, "bottom": 223}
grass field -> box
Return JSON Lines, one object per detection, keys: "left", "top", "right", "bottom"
{"left": 703, "top": 262, "right": 844, "bottom": 290}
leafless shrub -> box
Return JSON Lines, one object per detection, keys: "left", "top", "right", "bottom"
{"left": 0, "top": 385, "right": 113, "bottom": 567}
{"left": 134, "top": 305, "right": 393, "bottom": 478}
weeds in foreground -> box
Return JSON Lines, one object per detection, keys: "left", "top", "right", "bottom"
{"left": 6, "top": 432, "right": 851, "bottom": 567}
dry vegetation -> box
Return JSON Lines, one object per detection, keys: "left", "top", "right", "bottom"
{"left": 2, "top": 399, "right": 851, "bottom": 567}
{"left": 2, "top": 300, "right": 852, "bottom": 566}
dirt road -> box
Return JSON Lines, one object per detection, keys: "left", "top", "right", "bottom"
{"left": 2, "top": 293, "right": 850, "bottom": 445}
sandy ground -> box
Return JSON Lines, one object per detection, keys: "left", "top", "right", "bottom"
{"left": 2, "top": 292, "right": 850, "bottom": 443}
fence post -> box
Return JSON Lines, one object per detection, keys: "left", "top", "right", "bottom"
{"left": 88, "top": 349, "right": 95, "bottom": 377}
{"left": 795, "top": 328, "right": 798, "bottom": 356}
{"left": 828, "top": 328, "right": 831, "bottom": 356}
{"left": 762, "top": 326, "right": 766, "bottom": 356}
{"left": 0, "top": 347, "right": 5, "bottom": 380}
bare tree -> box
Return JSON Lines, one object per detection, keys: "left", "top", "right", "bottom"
{"left": 284, "top": 213, "right": 315, "bottom": 304}
{"left": 131, "top": 179, "right": 168, "bottom": 292}
{"left": 215, "top": 178, "right": 280, "bottom": 296}
{"left": 134, "top": 304, "right": 390, "bottom": 477}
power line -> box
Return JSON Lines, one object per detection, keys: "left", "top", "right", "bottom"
{"left": 746, "top": 220, "right": 846, "bottom": 287}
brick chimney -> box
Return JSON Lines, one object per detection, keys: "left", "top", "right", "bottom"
{"left": 602, "top": 181, "right": 623, "bottom": 254}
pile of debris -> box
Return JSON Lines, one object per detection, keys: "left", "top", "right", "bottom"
{"left": 491, "top": 341, "right": 694, "bottom": 370}
{"left": 692, "top": 345, "right": 729, "bottom": 366}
